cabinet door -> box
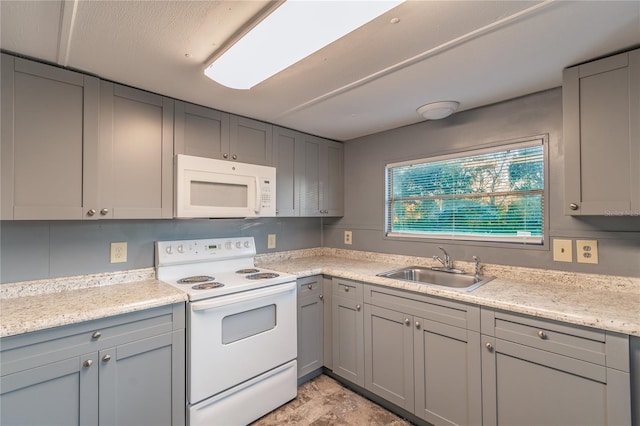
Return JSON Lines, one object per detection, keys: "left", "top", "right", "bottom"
{"left": 100, "top": 82, "right": 174, "bottom": 219}
{"left": 415, "top": 319, "right": 481, "bottom": 426}
{"left": 323, "top": 140, "right": 344, "bottom": 216}
{"left": 323, "top": 277, "right": 333, "bottom": 370}
{"left": 364, "top": 304, "right": 414, "bottom": 411}
{"left": 99, "top": 331, "right": 183, "bottom": 426}
{"left": 481, "top": 337, "right": 630, "bottom": 426}
{"left": 332, "top": 295, "right": 364, "bottom": 386}
{"left": 229, "top": 115, "right": 273, "bottom": 166}
{"left": 1, "top": 54, "right": 100, "bottom": 220}
{"left": 300, "top": 135, "right": 322, "bottom": 216}
{"left": 273, "top": 127, "right": 303, "bottom": 216}
{"left": 297, "top": 285, "right": 324, "bottom": 378}
{"left": 174, "top": 101, "right": 230, "bottom": 160}
{"left": 0, "top": 354, "right": 98, "bottom": 426}
{"left": 563, "top": 48, "right": 640, "bottom": 215}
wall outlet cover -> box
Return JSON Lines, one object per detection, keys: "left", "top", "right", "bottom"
{"left": 267, "top": 234, "right": 276, "bottom": 249}
{"left": 576, "top": 239, "right": 598, "bottom": 264}
{"left": 110, "top": 242, "right": 127, "bottom": 263}
{"left": 552, "top": 239, "right": 573, "bottom": 262}
{"left": 344, "top": 230, "right": 352, "bottom": 245}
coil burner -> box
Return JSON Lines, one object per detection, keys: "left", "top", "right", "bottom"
{"left": 177, "top": 275, "right": 215, "bottom": 284}
{"left": 246, "top": 272, "right": 280, "bottom": 280}
{"left": 236, "top": 268, "right": 260, "bottom": 274}
{"left": 191, "top": 282, "right": 225, "bottom": 290}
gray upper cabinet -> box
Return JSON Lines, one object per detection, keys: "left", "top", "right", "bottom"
{"left": 563, "top": 48, "right": 640, "bottom": 215}
{"left": 481, "top": 308, "right": 631, "bottom": 426}
{"left": 273, "top": 127, "right": 303, "bottom": 216}
{"left": 300, "top": 135, "right": 344, "bottom": 217}
{"left": 1, "top": 54, "right": 100, "bottom": 220}
{"left": 174, "top": 100, "right": 230, "bottom": 160}
{"left": 229, "top": 115, "right": 273, "bottom": 166}
{"left": 0, "top": 303, "right": 186, "bottom": 426}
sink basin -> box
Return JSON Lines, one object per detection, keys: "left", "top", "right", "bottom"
{"left": 376, "top": 266, "right": 494, "bottom": 291}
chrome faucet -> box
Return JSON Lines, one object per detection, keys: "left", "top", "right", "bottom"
{"left": 472, "top": 255, "right": 481, "bottom": 280}
{"left": 432, "top": 246, "right": 453, "bottom": 269}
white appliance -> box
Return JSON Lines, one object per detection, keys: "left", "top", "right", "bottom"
{"left": 156, "top": 237, "right": 297, "bottom": 426}
{"left": 175, "top": 154, "right": 276, "bottom": 218}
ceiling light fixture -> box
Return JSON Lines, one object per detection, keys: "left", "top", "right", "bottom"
{"left": 416, "top": 101, "right": 460, "bottom": 120}
{"left": 204, "top": 0, "right": 405, "bottom": 90}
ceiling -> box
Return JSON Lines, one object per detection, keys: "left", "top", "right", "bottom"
{"left": 1, "top": 1, "right": 639, "bottom": 141}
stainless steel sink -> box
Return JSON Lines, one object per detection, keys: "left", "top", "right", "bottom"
{"left": 376, "top": 266, "right": 494, "bottom": 291}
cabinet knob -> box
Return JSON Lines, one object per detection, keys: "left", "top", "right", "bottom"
{"left": 537, "top": 330, "right": 547, "bottom": 339}
{"left": 232, "top": 154, "right": 238, "bottom": 160}
{"left": 485, "top": 342, "right": 493, "bottom": 351}
{"left": 91, "top": 331, "right": 102, "bottom": 339}
{"left": 356, "top": 304, "right": 361, "bottom": 311}
{"left": 569, "top": 203, "right": 579, "bottom": 211}
{"left": 344, "top": 287, "right": 349, "bottom": 292}
{"left": 319, "top": 294, "right": 324, "bottom": 301}
{"left": 83, "top": 359, "right": 93, "bottom": 368}
{"left": 87, "top": 209, "right": 96, "bottom": 216}
{"left": 308, "top": 284, "right": 313, "bottom": 290}
{"left": 404, "top": 318, "right": 410, "bottom": 326}
{"left": 223, "top": 153, "right": 229, "bottom": 159}
{"left": 276, "top": 210, "right": 279, "bottom": 215}
{"left": 102, "top": 354, "right": 112, "bottom": 363}
{"left": 415, "top": 321, "right": 421, "bottom": 329}
{"left": 100, "top": 208, "right": 109, "bottom": 215}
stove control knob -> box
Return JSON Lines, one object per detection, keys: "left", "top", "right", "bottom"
{"left": 236, "top": 241, "right": 242, "bottom": 249}
{"left": 244, "top": 241, "right": 251, "bottom": 248}
{"left": 177, "top": 245, "right": 184, "bottom": 254}
{"left": 165, "top": 246, "right": 172, "bottom": 254}
{"left": 225, "top": 241, "right": 232, "bottom": 250}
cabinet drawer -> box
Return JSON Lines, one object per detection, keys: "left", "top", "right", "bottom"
{"left": 297, "top": 275, "right": 322, "bottom": 298}
{"left": 333, "top": 278, "right": 363, "bottom": 301}
{"left": 364, "top": 284, "right": 480, "bottom": 331}
{"left": 481, "top": 309, "right": 628, "bottom": 369}
{"left": 0, "top": 304, "right": 182, "bottom": 375}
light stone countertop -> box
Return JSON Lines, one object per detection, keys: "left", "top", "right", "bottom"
{"left": 0, "top": 268, "right": 187, "bottom": 338}
{"left": 256, "top": 248, "right": 640, "bottom": 337}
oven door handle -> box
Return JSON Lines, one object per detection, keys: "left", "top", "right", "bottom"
{"left": 191, "top": 282, "right": 295, "bottom": 312}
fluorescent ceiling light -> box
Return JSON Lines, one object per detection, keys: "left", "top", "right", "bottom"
{"left": 204, "top": 0, "right": 404, "bottom": 90}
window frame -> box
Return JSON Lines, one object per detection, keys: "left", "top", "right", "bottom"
{"left": 383, "top": 135, "right": 549, "bottom": 248}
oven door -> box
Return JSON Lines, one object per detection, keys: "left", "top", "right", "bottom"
{"left": 188, "top": 281, "right": 297, "bottom": 404}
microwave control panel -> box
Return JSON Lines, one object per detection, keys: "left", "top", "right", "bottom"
{"left": 260, "top": 178, "right": 274, "bottom": 210}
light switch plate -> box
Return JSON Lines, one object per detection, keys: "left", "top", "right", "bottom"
{"left": 576, "top": 239, "right": 598, "bottom": 264}
{"left": 267, "top": 234, "right": 276, "bottom": 249}
{"left": 110, "top": 242, "right": 127, "bottom": 263}
{"left": 552, "top": 239, "right": 572, "bottom": 262}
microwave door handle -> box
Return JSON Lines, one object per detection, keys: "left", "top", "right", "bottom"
{"left": 254, "top": 177, "right": 261, "bottom": 214}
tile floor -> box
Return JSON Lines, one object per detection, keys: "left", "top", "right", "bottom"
{"left": 251, "top": 374, "right": 413, "bottom": 426}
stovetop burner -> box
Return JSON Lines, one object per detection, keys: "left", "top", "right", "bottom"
{"left": 246, "top": 272, "right": 280, "bottom": 280}
{"left": 236, "top": 268, "right": 260, "bottom": 274}
{"left": 191, "top": 282, "right": 225, "bottom": 290}
{"left": 178, "top": 275, "right": 215, "bottom": 284}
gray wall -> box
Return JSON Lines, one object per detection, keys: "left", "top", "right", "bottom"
{"left": 0, "top": 217, "right": 321, "bottom": 283}
{"left": 324, "top": 88, "right": 640, "bottom": 277}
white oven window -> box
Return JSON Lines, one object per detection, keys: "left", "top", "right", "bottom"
{"left": 221, "top": 304, "right": 276, "bottom": 344}
{"left": 192, "top": 181, "right": 248, "bottom": 208}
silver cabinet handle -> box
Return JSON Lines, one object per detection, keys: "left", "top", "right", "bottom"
{"left": 83, "top": 359, "right": 93, "bottom": 368}
{"left": 223, "top": 153, "right": 229, "bottom": 159}
{"left": 102, "top": 354, "right": 112, "bottom": 362}
{"left": 485, "top": 342, "right": 493, "bottom": 351}
{"left": 319, "top": 294, "right": 324, "bottom": 301}
{"left": 356, "top": 304, "right": 361, "bottom": 311}
{"left": 87, "top": 209, "right": 96, "bottom": 216}
{"left": 232, "top": 154, "right": 238, "bottom": 160}
{"left": 569, "top": 203, "right": 578, "bottom": 210}
{"left": 538, "top": 330, "right": 547, "bottom": 339}
{"left": 415, "top": 321, "right": 421, "bottom": 329}
{"left": 404, "top": 318, "right": 410, "bottom": 326}
{"left": 344, "top": 287, "right": 349, "bottom": 292}
{"left": 100, "top": 208, "right": 109, "bottom": 215}
{"left": 308, "top": 284, "right": 313, "bottom": 290}
{"left": 92, "top": 331, "right": 102, "bottom": 339}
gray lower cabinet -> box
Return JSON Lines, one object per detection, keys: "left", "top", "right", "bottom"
{"left": 0, "top": 303, "right": 186, "bottom": 426}
{"left": 481, "top": 308, "right": 631, "bottom": 426}
{"left": 563, "top": 47, "right": 639, "bottom": 215}
{"left": 363, "top": 283, "right": 482, "bottom": 426}
{"left": 297, "top": 275, "right": 324, "bottom": 379}
{"left": 332, "top": 279, "right": 364, "bottom": 386}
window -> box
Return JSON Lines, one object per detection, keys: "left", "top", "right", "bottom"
{"left": 385, "top": 137, "right": 545, "bottom": 244}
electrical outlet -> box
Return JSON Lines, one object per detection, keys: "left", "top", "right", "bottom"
{"left": 552, "top": 239, "right": 573, "bottom": 262}
{"left": 576, "top": 240, "right": 598, "bottom": 264}
{"left": 267, "top": 234, "right": 276, "bottom": 249}
{"left": 344, "top": 230, "right": 352, "bottom": 245}
{"left": 110, "top": 242, "right": 127, "bottom": 263}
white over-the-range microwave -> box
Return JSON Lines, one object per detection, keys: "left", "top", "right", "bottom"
{"left": 175, "top": 154, "right": 276, "bottom": 218}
